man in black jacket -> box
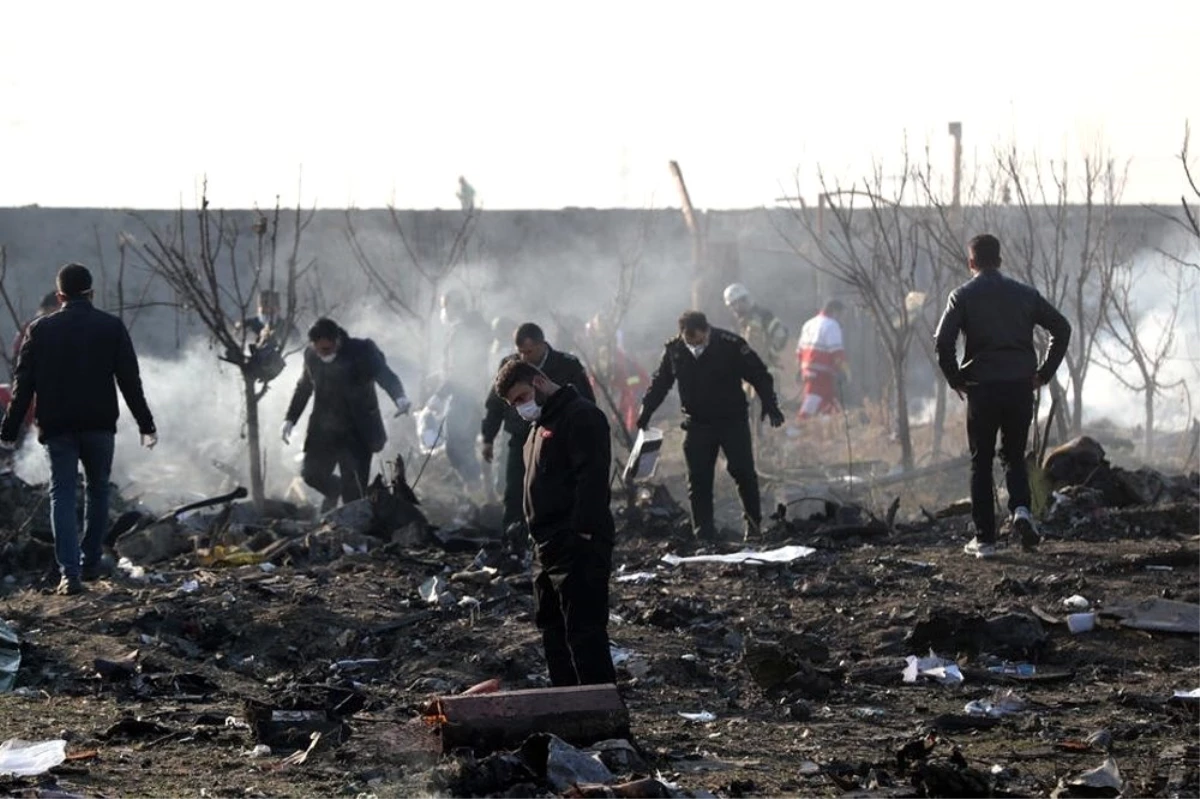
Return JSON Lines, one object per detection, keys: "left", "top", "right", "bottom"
{"left": 637, "top": 311, "right": 784, "bottom": 542}
{"left": 0, "top": 264, "right": 157, "bottom": 596}
{"left": 494, "top": 358, "right": 616, "bottom": 687}
{"left": 481, "top": 322, "right": 593, "bottom": 543}
{"left": 934, "top": 233, "right": 1072, "bottom": 559}
{"left": 283, "top": 318, "right": 410, "bottom": 512}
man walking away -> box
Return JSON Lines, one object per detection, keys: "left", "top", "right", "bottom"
{"left": 636, "top": 311, "right": 784, "bottom": 542}
{"left": 934, "top": 234, "right": 1071, "bottom": 558}
{"left": 797, "top": 299, "right": 848, "bottom": 419}
{"left": 283, "top": 318, "right": 410, "bottom": 512}
{"left": 482, "top": 323, "right": 593, "bottom": 549}
{"left": 494, "top": 359, "right": 616, "bottom": 687}
{"left": 0, "top": 264, "right": 157, "bottom": 595}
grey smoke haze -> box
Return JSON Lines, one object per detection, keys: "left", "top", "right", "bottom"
{"left": 11, "top": 220, "right": 702, "bottom": 509}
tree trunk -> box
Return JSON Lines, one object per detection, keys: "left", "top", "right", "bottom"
{"left": 1144, "top": 389, "right": 1155, "bottom": 459}
{"left": 931, "top": 378, "right": 947, "bottom": 461}
{"left": 243, "top": 371, "right": 266, "bottom": 508}
{"left": 893, "top": 353, "right": 914, "bottom": 472}
{"left": 1048, "top": 379, "right": 1070, "bottom": 443}
{"left": 1070, "top": 373, "right": 1084, "bottom": 434}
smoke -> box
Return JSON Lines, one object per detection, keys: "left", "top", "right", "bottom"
{"left": 1078, "top": 245, "right": 1200, "bottom": 435}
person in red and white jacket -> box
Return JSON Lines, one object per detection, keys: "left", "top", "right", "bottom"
{"left": 796, "top": 299, "right": 847, "bottom": 418}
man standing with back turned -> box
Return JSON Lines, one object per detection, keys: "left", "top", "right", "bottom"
{"left": 0, "top": 264, "right": 157, "bottom": 595}
{"left": 934, "top": 234, "right": 1071, "bottom": 559}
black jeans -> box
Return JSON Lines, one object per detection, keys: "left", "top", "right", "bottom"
{"left": 682, "top": 416, "right": 761, "bottom": 538}
{"left": 966, "top": 381, "right": 1034, "bottom": 542}
{"left": 302, "top": 435, "right": 372, "bottom": 511}
{"left": 533, "top": 533, "right": 616, "bottom": 687}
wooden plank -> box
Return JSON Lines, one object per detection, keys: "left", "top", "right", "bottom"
{"left": 434, "top": 684, "right": 630, "bottom": 754}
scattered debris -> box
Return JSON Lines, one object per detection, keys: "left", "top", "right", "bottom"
{"left": 677, "top": 711, "right": 715, "bottom": 723}
{"left": 964, "top": 689, "right": 1027, "bottom": 717}
{"left": 1053, "top": 756, "right": 1124, "bottom": 798}
{"left": 1102, "top": 597, "right": 1200, "bottom": 635}
{"left": 0, "top": 621, "right": 19, "bottom": 692}
{"left": 903, "top": 651, "right": 964, "bottom": 686}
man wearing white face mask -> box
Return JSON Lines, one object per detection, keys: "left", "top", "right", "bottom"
{"left": 282, "top": 318, "right": 410, "bottom": 512}
{"left": 494, "top": 358, "right": 616, "bottom": 687}
{"left": 637, "top": 311, "right": 784, "bottom": 543}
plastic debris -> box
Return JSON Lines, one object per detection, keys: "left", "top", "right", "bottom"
{"left": 965, "top": 690, "right": 1026, "bottom": 717}
{"left": 903, "top": 651, "right": 964, "bottom": 686}
{"left": 615, "top": 571, "right": 658, "bottom": 584}
{"left": 0, "top": 739, "right": 67, "bottom": 777}
{"left": 116, "top": 557, "right": 146, "bottom": 581}
{"left": 678, "top": 711, "right": 716, "bottom": 723}
{"left": 1067, "top": 613, "right": 1096, "bottom": 634}
{"left": 661, "top": 545, "right": 816, "bottom": 567}
{"left": 543, "top": 734, "right": 614, "bottom": 792}
{"left": 1172, "top": 688, "right": 1200, "bottom": 701}
{"left": 1060, "top": 756, "right": 1123, "bottom": 797}
{"left": 1062, "top": 595, "right": 1091, "bottom": 611}
{"left": 247, "top": 744, "right": 272, "bottom": 758}
{"left": 179, "top": 580, "right": 200, "bottom": 594}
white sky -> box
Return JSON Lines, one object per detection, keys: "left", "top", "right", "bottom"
{"left": 2, "top": 0, "right": 1197, "bottom": 209}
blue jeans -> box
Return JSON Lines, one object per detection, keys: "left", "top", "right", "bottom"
{"left": 45, "top": 432, "right": 115, "bottom": 579}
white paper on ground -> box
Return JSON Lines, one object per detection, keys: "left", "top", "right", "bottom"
{"left": 661, "top": 545, "right": 816, "bottom": 566}
{"left": 678, "top": 711, "right": 717, "bottom": 722}
{"left": 902, "top": 650, "right": 964, "bottom": 686}
{"left": 0, "top": 739, "right": 67, "bottom": 777}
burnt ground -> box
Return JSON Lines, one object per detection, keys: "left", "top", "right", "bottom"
{"left": 0, "top": 450, "right": 1197, "bottom": 798}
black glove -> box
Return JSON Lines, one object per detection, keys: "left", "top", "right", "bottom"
{"left": 764, "top": 406, "right": 785, "bottom": 428}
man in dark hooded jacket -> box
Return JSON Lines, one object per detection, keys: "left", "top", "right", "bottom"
{"left": 494, "top": 358, "right": 616, "bottom": 687}
{"left": 283, "top": 318, "right": 410, "bottom": 511}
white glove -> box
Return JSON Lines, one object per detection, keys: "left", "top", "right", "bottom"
{"left": 281, "top": 420, "right": 295, "bottom": 445}
{"left": 393, "top": 395, "right": 412, "bottom": 417}
{"left": 141, "top": 433, "right": 158, "bottom": 450}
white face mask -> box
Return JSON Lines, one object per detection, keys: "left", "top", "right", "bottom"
{"left": 516, "top": 399, "right": 541, "bottom": 422}
{"left": 318, "top": 352, "right": 337, "bottom": 364}
{"left": 687, "top": 343, "right": 706, "bottom": 358}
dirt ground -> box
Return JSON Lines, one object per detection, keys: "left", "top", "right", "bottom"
{"left": 0, "top": 425, "right": 1197, "bottom": 798}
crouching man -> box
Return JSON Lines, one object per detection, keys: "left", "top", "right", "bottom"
{"left": 494, "top": 359, "right": 616, "bottom": 687}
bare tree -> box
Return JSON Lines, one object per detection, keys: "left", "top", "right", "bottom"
{"left": 0, "top": 246, "right": 29, "bottom": 379}
{"left": 911, "top": 142, "right": 1006, "bottom": 460}
{"left": 777, "top": 152, "right": 924, "bottom": 471}
{"left": 344, "top": 205, "right": 479, "bottom": 382}
{"left": 135, "top": 182, "right": 315, "bottom": 507}
{"left": 1178, "top": 123, "right": 1200, "bottom": 245}
{"left": 1096, "top": 257, "right": 1194, "bottom": 458}
{"left": 996, "top": 145, "right": 1128, "bottom": 436}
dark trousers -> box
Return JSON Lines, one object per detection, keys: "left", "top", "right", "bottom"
{"left": 45, "top": 431, "right": 114, "bottom": 579}
{"left": 302, "top": 436, "right": 372, "bottom": 512}
{"left": 966, "top": 382, "right": 1034, "bottom": 542}
{"left": 502, "top": 437, "right": 525, "bottom": 530}
{"left": 682, "top": 416, "right": 761, "bottom": 538}
{"left": 445, "top": 399, "right": 483, "bottom": 490}
{"left": 533, "top": 533, "right": 616, "bottom": 687}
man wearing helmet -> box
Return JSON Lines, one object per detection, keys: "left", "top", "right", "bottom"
{"left": 723, "top": 283, "right": 790, "bottom": 451}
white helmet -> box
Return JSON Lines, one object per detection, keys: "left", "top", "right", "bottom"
{"left": 723, "top": 283, "right": 750, "bottom": 306}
